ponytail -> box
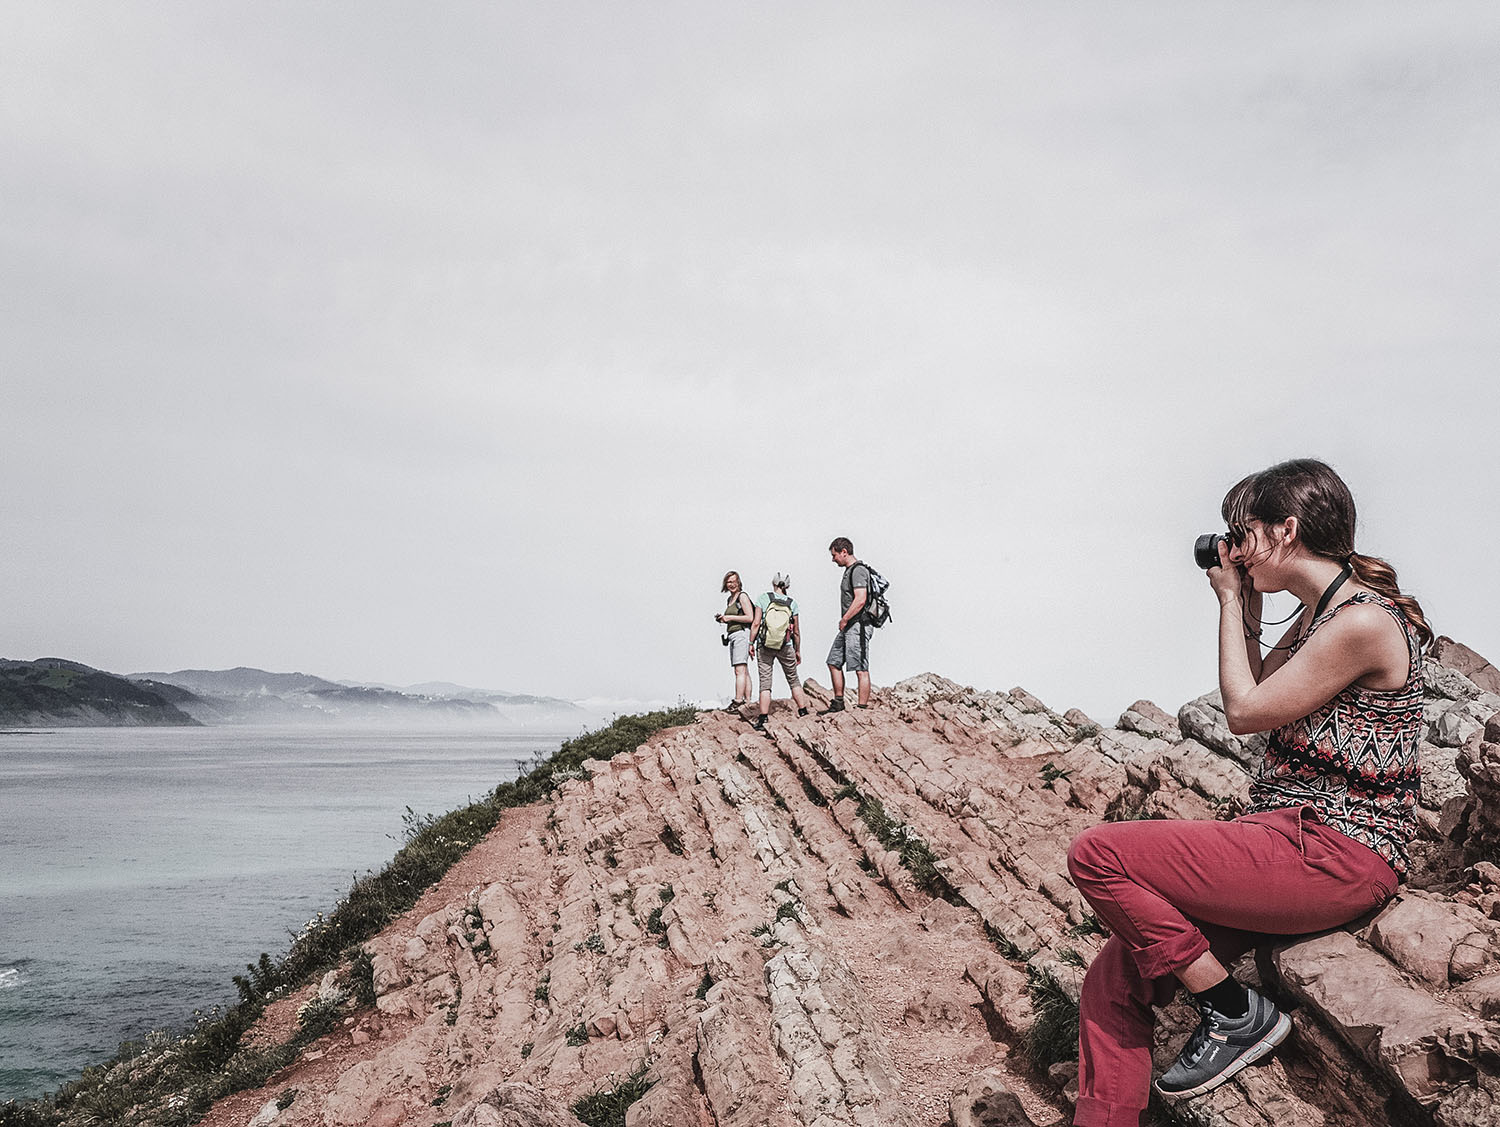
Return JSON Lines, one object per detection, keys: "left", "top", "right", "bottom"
{"left": 1349, "top": 551, "right": 1433, "bottom": 652}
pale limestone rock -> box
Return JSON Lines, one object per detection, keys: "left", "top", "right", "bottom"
{"left": 1427, "top": 661, "right": 1487, "bottom": 702}
{"left": 1433, "top": 637, "right": 1500, "bottom": 695}
{"left": 948, "top": 1068, "right": 1040, "bottom": 1127}
{"left": 697, "top": 982, "right": 795, "bottom": 1126}
{"left": 1274, "top": 931, "right": 1500, "bottom": 1102}
{"left": 368, "top": 949, "right": 405, "bottom": 995}
{"left": 1176, "top": 690, "right": 1267, "bottom": 769}
{"left": 449, "top": 1081, "right": 588, "bottom": 1127}
{"left": 246, "top": 1099, "right": 282, "bottom": 1127}
{"left": 1434, "top": 698, "right": 1500, "bottom": 749}
{"left": 1117, "top": 699, "right": 1180, "bottom": 742}
{"left": 1452, "top": 973, "right": 1500, "bottom": 1020}
{"left": 1365, "top": 893, "right": 1500, "bottom": 986}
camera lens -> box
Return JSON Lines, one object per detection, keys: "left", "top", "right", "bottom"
{"left": 1194, "top": 533, "right": 1227, "bottom": 570}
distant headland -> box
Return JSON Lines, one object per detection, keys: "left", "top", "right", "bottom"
{"left": 0, "top": 659, "right": 589, "bottom": 729}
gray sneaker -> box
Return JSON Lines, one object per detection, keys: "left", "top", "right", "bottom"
{"left": 1154, "top": 986, "right": 1292, "bottom": 1099}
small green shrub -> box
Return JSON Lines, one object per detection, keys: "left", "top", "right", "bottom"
{"left": 695, "top": 973, "right": 713, "bottom": 1000}
{"left": 984, "top": 924, "right": 1036, "bottom": 963}
{"left": 1067, "top": 914, "right": 1107, "bottom": 940}
{"left": 348, "top": 948, "right": 376, "bottom": 1007}
{"left": 571, "top": 1062, "right": 653, "bottom": 1127}
{"left": 294, "top": 996, "right": 344, "bottom": 1044}
{"left": 856, "top": 795, "right": 961, "bottom": 904}
{"left": 1024, "top": 967, "right": 1080, "bottom": 1069}
{"left": 566, "top": 1023, "right": 590, "bottom": 1047}
{"left": 1039, "top": 762, "right": 1072, "bottom": 791}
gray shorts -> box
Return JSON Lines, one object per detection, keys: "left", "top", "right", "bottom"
{"left": 825, "top": 621, "right": 870, "bottom": 673}
{"left": 726, "top": 630, "right": 750, "bottom": 665}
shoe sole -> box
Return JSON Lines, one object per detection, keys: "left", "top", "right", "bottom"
{"left": 1154, "top": 1012, "right": 1292, "bottom": 1100}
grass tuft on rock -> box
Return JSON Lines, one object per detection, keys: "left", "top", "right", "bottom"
{"left": 1024, "top": 966, "right": 1080, "bottom": 1070}
{"left": 570, "top": 1063, "right": 653, "bottom": 1127}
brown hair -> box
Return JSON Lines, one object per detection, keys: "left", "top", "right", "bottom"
{"left": 721, "top": 571, "right": 741, "bottom": 593}
{"left": 1221, "top": 458, "right": 1432, "bottom": 649}
{"left": 828, "top": 537, "right": 854, "bottom": 555}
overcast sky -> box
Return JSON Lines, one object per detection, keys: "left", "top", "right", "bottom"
{"left": 4, "top": 3, "right": 1497, "bottom": 720}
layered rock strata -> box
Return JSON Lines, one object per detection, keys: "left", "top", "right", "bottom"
{"left": 211, "top": 651, "right": 1500, "bottom": 1127}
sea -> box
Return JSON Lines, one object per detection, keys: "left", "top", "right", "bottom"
{"left": 0, "top": 725, "right": 577, "bottom": 1103}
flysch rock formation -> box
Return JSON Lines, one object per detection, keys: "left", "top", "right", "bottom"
{"left": 206, "top": 649, "right": 1500, "bottom": 1127}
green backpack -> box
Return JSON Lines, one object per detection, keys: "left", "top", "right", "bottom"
{"left": 759, "top": 594, "right": 795, "bottom": 650}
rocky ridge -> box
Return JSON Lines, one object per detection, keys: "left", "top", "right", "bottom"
{"left": 209, "top": 646, "right": 1500, "bottom": 1127}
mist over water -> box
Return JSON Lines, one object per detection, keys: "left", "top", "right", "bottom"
{"left": 0, "top": 726, "right": 573, "bottom": 1102}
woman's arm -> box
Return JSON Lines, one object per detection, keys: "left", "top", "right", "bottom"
{"left": 1220, "top": 603, "right": 1404, "bottom": 733}
{"left": 1211, "top": 542, "right": 1406, "bottom": 734}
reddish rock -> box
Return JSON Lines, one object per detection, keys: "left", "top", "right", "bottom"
{"left": 190, "top": 668, "right": 1500, "bottom": 1127}
{"left": 1433, "top": 637, "right": 1500, "bottom": 695}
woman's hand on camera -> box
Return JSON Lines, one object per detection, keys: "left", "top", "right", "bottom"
{"left": 1208, "top": 539, "right": 1244, "bottom": 604}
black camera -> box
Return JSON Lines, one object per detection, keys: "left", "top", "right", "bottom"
{"left": 1194, "top": 533, "right": 1227, "bottom": 570}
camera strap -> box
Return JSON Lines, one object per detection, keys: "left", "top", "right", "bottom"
{"left": 1249, "top": 560, "right": 1353, "bottom": 652}
{"left": 1311, "top": 561, "right": 1354, "bottom": 622}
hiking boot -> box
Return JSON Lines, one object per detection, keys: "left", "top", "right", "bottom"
{"left": 722, "top": 700, "right": 745, "bottom": 714}
{"left": 820, "top": 697, "right": 846, "bottom": 714}
{"left": 1154, "top": 986, "right": 1291, "bottom": 1100}
{"left": 752, "top": 715, "right": 767, "bottom": 732}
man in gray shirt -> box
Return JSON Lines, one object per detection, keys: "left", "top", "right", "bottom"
{"left": 823, "top": 536, "right": 871, "bottom": 712}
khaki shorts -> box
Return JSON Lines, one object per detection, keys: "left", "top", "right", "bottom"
{"left": 757, "top": 641, "right": 800, "bottom": 694}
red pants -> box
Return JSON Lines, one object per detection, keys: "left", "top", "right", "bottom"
{"left": 1065, "top": 807, "right": 1398, "bottom": 1127}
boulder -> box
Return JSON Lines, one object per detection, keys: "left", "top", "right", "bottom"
{"left": 948, "top": 1068, "right": 1042, "bottom": 1127}
{"left": 1274, "top": 931, "right": 1500, "bottom": 1102}
{"left": 1117, "top": 699, "right": 1180, "bottom": 742}
{"left": 1176, "top": 691, "right": 1267, "bottom": 770}
{"left": 450, "top": 1082, "right": 588, "bottom": 1127}
{"left": 1365, "top": 893, "right": 1500, "bottom": 987}
{"left": 1433, "top": 638, "right": 1500, "bottom": 695}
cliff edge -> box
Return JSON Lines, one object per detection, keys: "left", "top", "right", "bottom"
{"left": 155, "top": 652, "right": 1500, "bottom": 1126}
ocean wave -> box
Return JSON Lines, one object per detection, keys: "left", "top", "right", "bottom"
{"left": 0, "top": 967, "right": 20, "bottom": 989}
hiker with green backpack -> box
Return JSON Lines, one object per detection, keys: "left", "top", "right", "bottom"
{"left": 748, "top": 573, "right": 810, "bottom": 732}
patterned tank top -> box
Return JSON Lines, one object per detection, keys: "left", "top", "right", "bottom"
{"left": 1246, "top": 592, "right": 1424, "bottom": 875}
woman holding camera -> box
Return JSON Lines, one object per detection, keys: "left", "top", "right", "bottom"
{"left": 1067, "top": 458, "right": 1430, "bottom": 1125}
{"left": 716, "top": 570, "right": 755, "bottom": 711}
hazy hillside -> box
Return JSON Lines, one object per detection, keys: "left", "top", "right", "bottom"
{"left": 137, "top": 668, "right": 589, "bottom": 727}
{"left": 0, "top": 659, "right": 198, "bottom": 727}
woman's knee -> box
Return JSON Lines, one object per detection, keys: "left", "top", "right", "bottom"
{"left": 1067, "top": 824, "right": 1119, "bottom": 886}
